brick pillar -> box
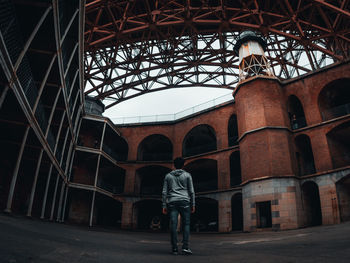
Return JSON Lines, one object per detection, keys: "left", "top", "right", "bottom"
{"left": 218, "top": 199, "right": 231, "bottom": 232}
{"left": 234, "top": 77, "right": 294, "bottom": 182}
{"left": 217, "top": 156, "right": 230, "bottom": 190}
{"left": 124, "top": 166, "right": 136, "bottom": 194}
{"left": 319, "top": 183, "right": 340, "bottom": 225}
{"left": 310, "top": 132, "right": 333, "bottom": 172}
{"left": 121, "top": 201, "right": 134, "bottom": 229}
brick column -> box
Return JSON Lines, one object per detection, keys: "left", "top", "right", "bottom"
{"left": 124, "top": 166, "right": 136, "bottom": 194}
{"left": 310, "top": 132, "right": 333, "bottom": 172}
{"left": 218, "top": 199, "right": 231, "bottom": 232}
{"left": 121, "top": 201, "right": 134, "bottom": 229}
{"left": 217, "top": 156, "right": 230, "bottom": 190}
{"left": 319, "top": 183, "right": 340, "bottom": 225}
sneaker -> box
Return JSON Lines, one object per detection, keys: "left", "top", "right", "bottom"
{"left": 172, "top": 248, "right": 178, "bottom": 255}
{"left": 182, "top": 248, "right": 193, "bottom": 255}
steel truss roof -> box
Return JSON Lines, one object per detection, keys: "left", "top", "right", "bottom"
{"left": 84, "top": 0, "right": 350, "bottom": 109}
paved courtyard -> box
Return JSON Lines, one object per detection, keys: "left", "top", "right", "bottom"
{"left": 0, "top": 214, "right": 349, "bottom": 263}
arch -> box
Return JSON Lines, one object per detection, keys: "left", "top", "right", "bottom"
{"left": 336, "top": 174, "right": 350, "bottom": 222}
{"left": 191, "top": 197, "right": 218, "bottom": 232}
{"left": 295, "top": 134, "right": 316, "bottom": 176}
{"left": 228, "top": 114, "right": 239, "bottom": 146}
{"left": 326, "top": 121, "right": 350, "bottom": 169}
{"left": 183, "top": 159, "right": 218, "bottom": 192}
{"left": 182, "top": 124, "right": 217, "bottom": 157}
{"left": 94, "top": 192, "right": 122, "bottom": 228}
{"left": 318, "top": 78, "right": 350, "bottom": 121}
{"left": 135, "top": 165, "right": 171, "bottom": 196}
{"left": 133, "top": 199, "right": 168, "bottom": 231}
{"left": 137, "top": 134, "right": 173, "bottom": 161}
{"left": 287, "top": 95, "right": 307, "bottom": 130}
{"left": 301, "top": 181, "right": 322, "bottom": 226}
{"left": 230, "top": 151, "right": 242, "bottom": 187}
{"left": 231, "top": 193, "right": 243, "bottom": 231}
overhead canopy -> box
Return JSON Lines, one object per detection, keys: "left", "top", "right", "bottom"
{"left": 84, "top": 0, "right": 350, "bottom": 109}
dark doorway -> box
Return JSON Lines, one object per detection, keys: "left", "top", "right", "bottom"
{"left": 134, "top": 200, "right": 168, "bottom": 231}
{"left": 288, "top": 95, "right": 307, "bottom": 129}
{"left": 228, "top": 114, "right": 239, "bottom": 146}
{"left": 94, "top": 193, "right": 122, "bottom": 228}
{"left": 191, "top": 197, "right": 218, "bottom": 232}
{"left": 302, "top": 181, "right": 322, "bottom": 226}
{"left": 336, "top": 175, "right": 350, "bottom": 222}
{"left": 256, "top": 201, "right": 272, "bottom": 228}
{"left": 231, "top": 193, "right": 243, "bottom": 231}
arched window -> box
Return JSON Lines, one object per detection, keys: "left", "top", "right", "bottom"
{"left": 301, "top": 181, "right": 322, "bottom": 226}
{"left": 184, "top": 159, "right": 217, "bottom": 192}
{"left": 318, "top": 78, "right": 350, "bottom": 121}
{"left": 228, "top": 114, "right": 239, "bottom": 146}
{"left": 326, "top": 121, "right": 350, "bottom": 169}
{"left": 295, "top": 135, "right": 316, "bottom": 176}
{"left": 137, "top": 134, "right": 173, "bottom": 161}
{"left": 182, "top": 124, "right": 217, "bottom": 157}
{"left": 287, "top": 95, "right": 306, "bottom": 130}
{"left": 230, "top": 151, "right": 241, "bottom": 187}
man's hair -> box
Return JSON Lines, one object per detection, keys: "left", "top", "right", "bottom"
{"left": 174, "top": 157, "right": 185, "bottom": 169}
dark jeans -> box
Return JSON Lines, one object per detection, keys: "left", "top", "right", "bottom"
{"left": 168, "top": 200, "right": 191, "bottom": 250}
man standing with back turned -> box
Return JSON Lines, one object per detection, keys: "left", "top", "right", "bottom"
{"left": 162, "top": 157, "right": 195, "bottom": 255}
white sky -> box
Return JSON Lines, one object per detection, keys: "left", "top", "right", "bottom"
{"left": 103, "top": 87, "right": 233, "bottom": 121}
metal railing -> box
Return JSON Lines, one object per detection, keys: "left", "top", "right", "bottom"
{"left": 102, "top": 143, "right": 128, "bottom": 161}
{"left": 111, "top": 93, "right": 234, "bottom": 124}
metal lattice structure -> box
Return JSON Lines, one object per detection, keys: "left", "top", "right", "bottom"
{"left": 84, "top": 0, "right": 350, "bottom": 108}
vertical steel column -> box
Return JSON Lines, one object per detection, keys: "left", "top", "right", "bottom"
{"left": 49, "top": 175, "right": 60, "bottom": 220}
{"left": 41, "top": 164, "right": 53, "bottom": 219}
{"left": 5, "top": 125, "right": 30, "bottom": 213}
{"left": 26, "top": 149, "right": 44, "bottom": 217}
{"left": 94, "top": 122, "right": 106, "bottom": 188}
{"left": 44, "top": 88, "right": 61, "bottom": 137}
{"left": 0, "top": 85, "right": 9, "bottom": 110}
{"left": 56, "top": 183, "right": 66, "bottom": 222}
{"left": 89, "top": 191, "right": 96, "bottom": 227}
{"left": 61, "top": 185, "right": 69, "bottom": 222}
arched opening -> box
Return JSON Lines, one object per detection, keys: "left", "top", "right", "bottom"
{"left": 134, "top": 199, "right": 168, "bottom": 231}
{"left": 137, "top": 134, "right": 173, "bottom": 161}
{"left": 287, "top": 95, "right": 307, "bottom": 129}
{"left": 336, "top": 174, "right": 350, "bottom": 222}
{"left": 326, "top": 121, "right": 350, "bottom": 169}
{"left": 230, "top": 151, "right": 242, "bottom": 187}
{"left": 228, "top": 114, "right": 239, "bottom": 146}
{"left": 135, "top": 166, "right": 171, "bottom": 196}
{"left": 94, "top": 193, "right": 122, "bottom": 228}
{"left": 318, "top": 78, "right": 350, "bottom": 121}
{"left": 102, "top": 125, "right": 128, "bottom": 161}
{"left": 295, "top": 135, "right": 316, "bottom": 176}
{"left": 184, "top": 159, "right": 218, "bottom": 192}
{"left": 301, "top": 181, "right": 322, "bottom": 226}
{"left": 182, "top": 124, "right": 217, "bottom": 157}
{"left": 97, "top": 156, "right": 125, "bottom": 194}
{"left": 231, "top": 193, "right": 243, "bottom": 231}
{"left": 191, "top": 197, "right": 218, "bottom": 232}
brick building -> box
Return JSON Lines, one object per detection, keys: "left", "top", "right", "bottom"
{"left": 0, "top": 0, "right": 349, "bottom": 233}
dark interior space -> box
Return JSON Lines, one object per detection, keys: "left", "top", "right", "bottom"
{"left": 137, "top": 134, "right": 173, "bottom": 161}
{"left": 288, "top": 95, "right": 307, "bottom": 129}
{"left": 71, "top": 151, "right": 98, "bottom": 185}
{"left": 302, "top": 181, "right": 322, "bottom": 226}
{"left": 102, "top": 125, "right": 128, "bottom": 161}
{"left": 134, "top": 199, "right": 168, "bottom": 231}
{"left": 184, "top": 159, "right": 218, "bottom": 192}
{"left": 230, "top": 151, "right": 242, "bottom": 187}
{"left": 191, "top": 197, "right": 218, "bottom": 232}
{"left": 136, "top": 165, "right": 171, "bottom": 196}
{"left": 183, "top": 124, "right": 217, "bottom": 157}
{"left": 256, "top": 201, "right": 272, "bottom": 228}
{"left": 231, "top": 193, "right": 243, "bottom": 231}
{"left": 97, "top": 157, "right": 125, "bottom": 194}
{"left": 295, "top": 134, "right": 316, "bottom": 176}
{"left": 228, "top": 114, "right": 239, "bottom": 146}
{"left": 336, "top": 175, "right": 350, "bottom": 222}
{"left": 94, "top": 193, "right": 122, "bottom": 228}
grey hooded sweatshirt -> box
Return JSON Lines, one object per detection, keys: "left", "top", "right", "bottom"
{"left": 162, "top": 169, "right": 195, "bottom": 208}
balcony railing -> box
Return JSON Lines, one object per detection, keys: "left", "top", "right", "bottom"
{"left": 102, "top": 144, "right": 127, "bottom": 161}
{"left": 322, "top": 103, "right": 350, "bottom": 121}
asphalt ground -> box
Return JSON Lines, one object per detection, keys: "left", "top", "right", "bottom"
{"left": 0, "top": 214, "right": 349, "bottom": 263}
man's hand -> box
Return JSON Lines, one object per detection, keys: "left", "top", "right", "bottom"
{"left": 162, "top": 208, "right": 167, "bottom": 215}
{"left": 191, "top": 206, "right": 195, "bottom": 214}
